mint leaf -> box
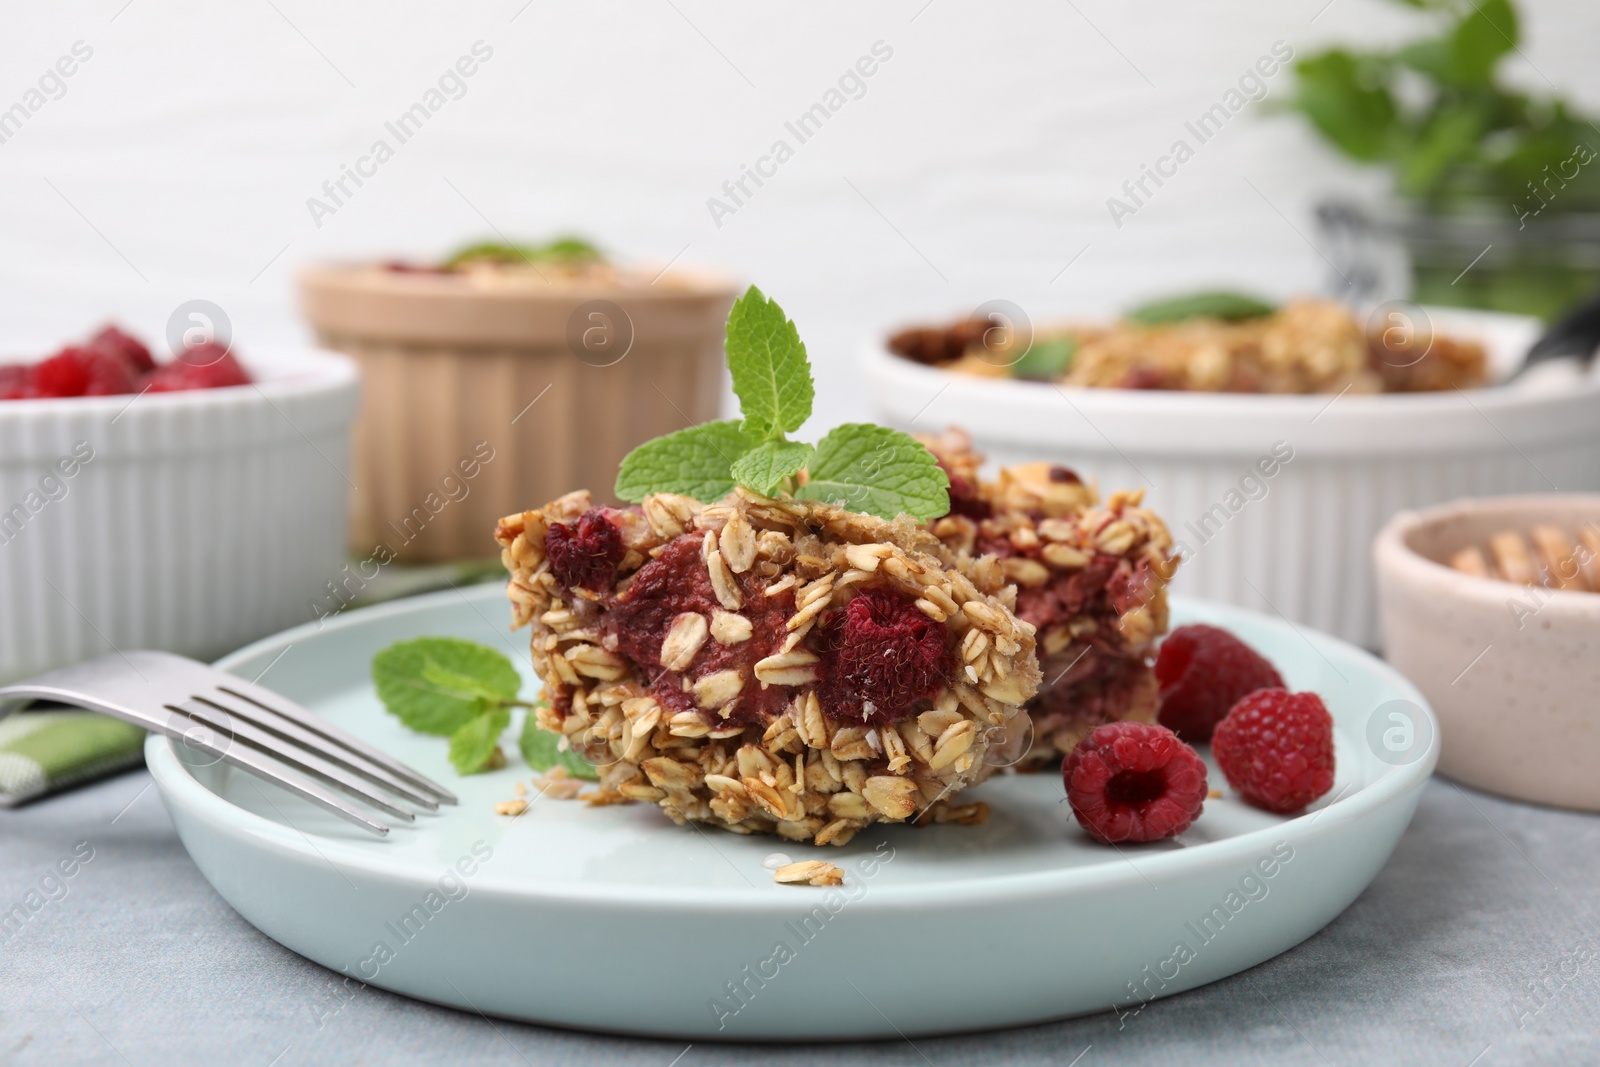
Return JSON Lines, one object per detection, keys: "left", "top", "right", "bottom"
{"left": 615, "top": 420, "right": 757, "bottom": 503}
{"left": 796, "top": 424, "right": 949, "bottom": 521}
{"left": 448, "top": 705, "right": 510, "bottom": 775}
{"left": 1011, "top": 336, "right": 1078, "bottom": 381}
{"left": 729, "top": 440, "right": 815, "bottom": 497}
{"left": 1126, "top": 291, "right": 1277, "bottom": 325}
{"left": 372, "top": 637, "right": 522, "bottom": 737}
{"left": 519, "top": 714, "right": 600, "bottom": 780}
{"left": 420, "top": 660, "right": 515, "bottom": 704}
{"left": 726, "top": 285, "right": 814, "bottom": 440}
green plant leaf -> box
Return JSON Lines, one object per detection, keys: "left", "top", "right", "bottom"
{"left": 372, "top": 637, "right": 523, "bottom": 737}
{"left": 540, "top": 236, "right": 603, "bottom": 260}
{"left": 795, "top": 424, "right": 949, "bottom": 521}
{"left": 448, "top": 705, "right": 510, "bottom": 775}
{"left": 729, "top": 440, "right": 815, "bottom": 496}
{"left": 1010, "top": 336, "right": 1079, "bottom": 381}
{"left": 1449, "top": 0, "right": 1517, "bottom": 85}
{"left": 1396, "top": 106, "right": 1486, "bottom": 199}
{"left": 725, "top": 285, "right": 815, "bottom": 440}
{"left": 445, "top": 236, "right": 603, "bottom": 268}
{"left": 519, "top": 714, "right": 600, "bottom": 780}
{"left": 615, "top": 420, "right": 757, "bottom": 503}
{"left": 1126, "top": 291, "right": 1277, "bottom": 325}
{"left": 1292, "top": 50, "right": 1398, "bottom": 162}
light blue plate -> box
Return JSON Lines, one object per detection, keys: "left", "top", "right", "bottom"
{"left": 146, "top": 584, "right": 1438, "bottom": 1040}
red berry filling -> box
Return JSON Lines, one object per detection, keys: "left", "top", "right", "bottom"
{"left": 1011, "top": 553, "right": 1156, "bottom": 651}
{"left": 936, "top": 458, "right": 991, "bottom": 520}
{"left": 602, "top": 532, "right": 795, "bottom": 723}
{"left": 1155, "top": 624, "right": 1284, "bottom": 743}
{"left": 545, "top": 509, "right": 626, "bottom": 592}
{"left": 817, "top": 589, "right": 948, "bottom": 725}
{"left": 1212, "top": 688, "right": 1335, "bottom": 814}
{"left": 1063, "top": 721, "right": 1208, "bottom": 843}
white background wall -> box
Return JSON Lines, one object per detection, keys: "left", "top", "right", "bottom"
{"left": 3, "top": 0, "right": 1597, "bottom": 426}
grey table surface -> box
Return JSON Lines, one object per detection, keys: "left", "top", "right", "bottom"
{"left": 2, "top": 769, "right": 1596, "bottom": 1067}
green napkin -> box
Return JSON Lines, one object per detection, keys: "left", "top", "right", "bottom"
{"left": 0, "top": 710, "right": 147, "bottom": 807}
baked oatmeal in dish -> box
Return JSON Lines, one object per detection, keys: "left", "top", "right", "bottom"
{"left": 495, "top": 486, "right": 1042, "bottom": 846}
{"left": 888, "top": 295, "right": 1489, "bottom": 394}
{"left": 920, "top": 429, "right": 1178, "bottom": 769}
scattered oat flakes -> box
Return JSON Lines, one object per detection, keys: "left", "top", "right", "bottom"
{"left": 761, "top": 852, "right": 794, "bottom": 871}
{"left": 530, "top": 766, "right": 587, "bottom": 800}
{"left": 513, "top": 782, "right": 527, "bottom": 797}
{"left": 773, "top": 860, "right": 844, "bottom": 887}
{"left": 493, "top": 799, "right": 529, "bottom": 817}
{"left": 1207, "top": 789, "right": 1223, "bottom": 799}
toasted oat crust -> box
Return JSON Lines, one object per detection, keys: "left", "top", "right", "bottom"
{"left": 495, "top": 486, "right": 1041, "bottom": 846}
{"left": 921, "top": 429, "right": 1178, "bottom": 769}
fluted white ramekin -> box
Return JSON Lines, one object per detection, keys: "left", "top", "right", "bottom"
{"left": 0, "top": 348, "right": 359, "bottom": 683}
{"left": 869, "top": 308, "right": 1600, "bottom": 649}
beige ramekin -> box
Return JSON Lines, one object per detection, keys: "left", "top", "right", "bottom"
{"left": 1374, "top": 494, "right": 1600, "bottom": 811}
{"left": 299, "top": 263, "right": 739, "bottom": 562}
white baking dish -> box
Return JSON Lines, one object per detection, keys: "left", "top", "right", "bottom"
{"left": 0, "top": 347, "right": 359, "bottom": 682}
{"left": 869, "top": 308, "right": 1600, "bottom": 648}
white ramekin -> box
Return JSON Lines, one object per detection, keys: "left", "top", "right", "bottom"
{"left": 869, "top": 308, "right": 1600, "bottom": 648}
{"left": 0, "top": 348, "right": 359, "bottom": 683}
{"left": 1374, "top": 494, "right": 1600, "bottom": 811}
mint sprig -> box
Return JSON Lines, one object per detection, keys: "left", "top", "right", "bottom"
{"left": 726, "top": 286, "right": 815, "bottom": 439}
{"left": 615, "top": 285, "right": 949, "bottom": 521}
{"left": 372, "top": 636, "right": 598, "bottom": 778}
{"left": 613, "top": 420, "right": 756, "bottom": 502}
{"left": 796, "top": 424, "right": 950, "bottom": 519}
{"left": 729, "top": 439, "right": 815, "bottom": 497}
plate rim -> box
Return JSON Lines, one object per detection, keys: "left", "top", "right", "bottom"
{"left": 146, "top": 583, "right": 1441, "bottom": 910}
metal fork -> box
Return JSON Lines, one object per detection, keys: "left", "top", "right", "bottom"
{"left": 0, "top": 651, "right": 457, "bottom": 836}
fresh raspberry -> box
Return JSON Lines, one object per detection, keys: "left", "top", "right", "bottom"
{"left": 818, "top": 589, "right": 948, "bottom": 725}
{"left": 1155, "top": 624, "right": 1284, "bottom": 743}
{"left": 1212, "top": 689, "right": 1335, "bottom": 814}
{"left": 85, "top": 325, "right": 155, "bottom": 374}
{"left": 31, "top": 349, "right": 92, "bottom": 397}
{"left": 0, "top": 364, "right": 33, "bottom": 399}
{"left": 545, "top": 509, "right": 626, "bottom": 592}
{"left": 1063, "top": 721, "right": 1208, "bottom": 844}
{"left": 82, "top": 350, "right": 137, "bottom": 395}
{"left": 143, "top": 348, "right": 252, "bottom": 392}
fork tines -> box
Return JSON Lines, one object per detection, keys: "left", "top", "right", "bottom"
{"left": 0, "top": 650, "right": 458, "bottom": 838}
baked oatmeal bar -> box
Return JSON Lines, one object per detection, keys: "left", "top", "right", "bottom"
{"left": 495, "top": 486, "right": 1042, "bottom": 846}
{"left": 921, "top": 430, "right": 1178, "bottom": 769}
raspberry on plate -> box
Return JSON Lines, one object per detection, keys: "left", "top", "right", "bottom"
{"left": 1212, "top": 688, "right": 1335, "bottom": 814}
{"left": 1063, "top": 721, "right": 1208, "bottom": 844}
{"left": 1155, "top": 623, "right": 1284, "bottom": 742}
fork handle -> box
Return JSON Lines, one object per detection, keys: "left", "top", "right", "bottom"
{"left": 0, "top": 677, "right": 391, "bottom": 836}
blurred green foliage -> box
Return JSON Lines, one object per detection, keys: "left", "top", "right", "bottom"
{"left": 1288, "top": 0, "right": 1600, "bottom": 212}
{"left": 444, "top": 236, "right": 603, "bottom": 268}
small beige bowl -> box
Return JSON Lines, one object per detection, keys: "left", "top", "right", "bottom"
{"left": 299, "top": 262, "right": 738, "bottom": 562}
{"left": 1374, "top": 494, "right": 1600, "bottom": 811}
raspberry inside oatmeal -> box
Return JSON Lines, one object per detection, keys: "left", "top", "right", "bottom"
{"left": 603, "top": 533, "right": 794, "bottom": 723}
{"left": 546, "top": 508, "right": 626, "bottom": 592}
{"left": 817, "top": 589, "right": 949, "bottom": 725}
